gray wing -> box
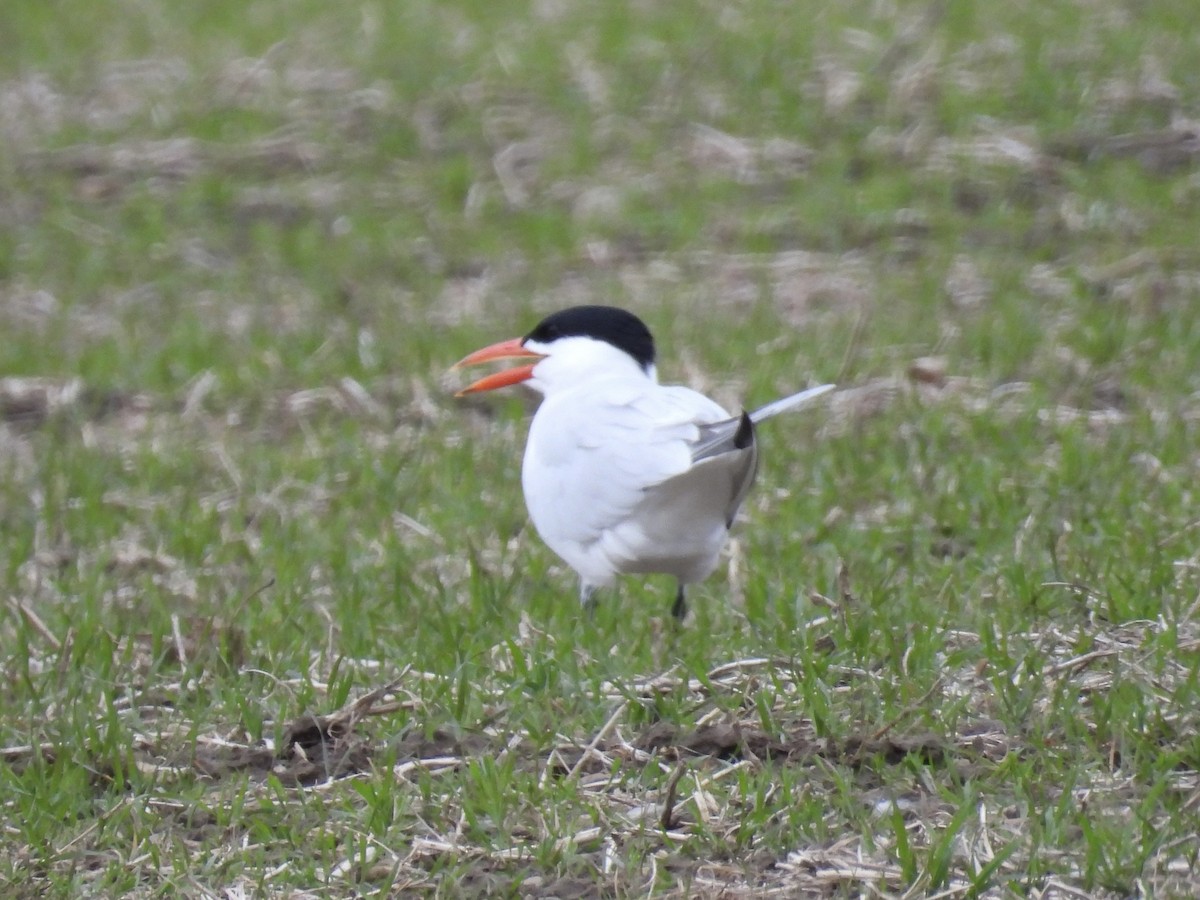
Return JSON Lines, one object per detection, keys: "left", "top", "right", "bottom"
{"left": 690, "top": 410, "right": 754, "bottom": 464}
{"left": 748, "top": 383, "right": 836, "bottom": 424}
{"left": 686, "top": 383, "right": 835, "bottom": 527}
{"left": 689, "top": 383, "right": 835, "bottom": 464}
{"left": 689, "top": 411, "right": 758, "bottom": 528}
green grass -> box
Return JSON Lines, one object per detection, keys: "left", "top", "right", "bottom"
{"left": 3, "top": 0, "right": 1200, "bottom": 896}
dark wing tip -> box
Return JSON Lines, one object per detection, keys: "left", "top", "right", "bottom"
{"left": 733, "top": 411, "right": 755, "bottom": 450}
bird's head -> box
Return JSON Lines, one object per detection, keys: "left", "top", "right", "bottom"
{"left": 453, "top": 305, "right": 657, "bottom": 397}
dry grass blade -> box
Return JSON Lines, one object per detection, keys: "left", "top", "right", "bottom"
{"left": 659, "top": 762, "right": 687, "bottom": 831}
{"left": 8, "top": 596, "right": 62, "bottom": 650}
{"left": 566, "top": 700, "right": 627, "bottom": 779}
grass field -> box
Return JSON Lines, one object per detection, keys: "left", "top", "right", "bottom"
{"left": 3, "top": 0, "right": 1200, "bottom": 896}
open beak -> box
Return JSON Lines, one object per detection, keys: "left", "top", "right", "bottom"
{"left": 452, "top": 337, "right": 546, "bottom": 396}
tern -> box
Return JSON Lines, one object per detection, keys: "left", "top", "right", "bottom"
{"left": 454, "top": 305, "right": 834, "bottom": 620}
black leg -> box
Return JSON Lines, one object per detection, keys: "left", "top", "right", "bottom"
{"left": 670, "top": 584, "right": 687, "bottom": 621}
{"left": 580, "top": 583, "right": 599, "bottom": 616}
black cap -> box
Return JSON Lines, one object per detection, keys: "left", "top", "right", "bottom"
{"left": 524, "top": 306, "right": 656, "bottom": 372}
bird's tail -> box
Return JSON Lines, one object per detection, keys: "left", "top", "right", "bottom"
{"left": 749, "top": 384, "right": 836, "bottom": 424}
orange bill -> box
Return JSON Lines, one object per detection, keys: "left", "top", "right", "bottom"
{"left": 452, "top": 337, "right": 546, "bottom": 396}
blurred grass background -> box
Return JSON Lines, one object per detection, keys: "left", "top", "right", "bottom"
{"left": 2, "top": 0, "right": 1200, "bottom": 895}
